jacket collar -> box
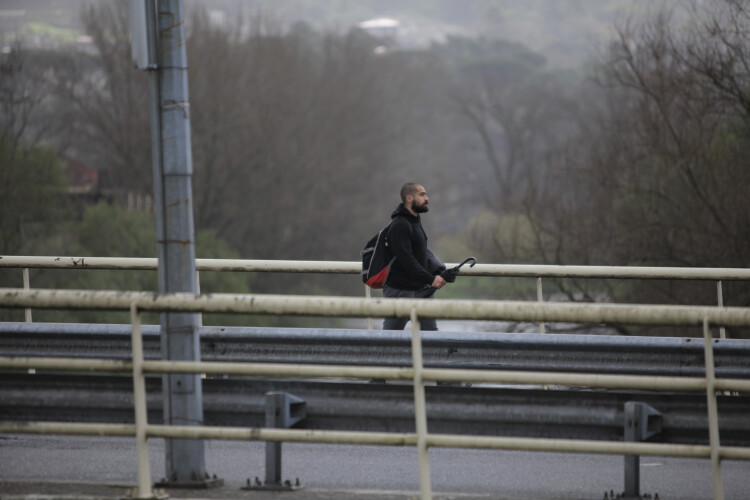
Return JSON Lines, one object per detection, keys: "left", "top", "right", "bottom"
{"left": 391, "top": 203, "right": 419, "bottom": 222}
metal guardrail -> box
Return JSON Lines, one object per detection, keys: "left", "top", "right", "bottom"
{"left": 3, "top": 322, "right": 750, "bottom": 378}
{"left": 0, "top": 288, "right": 749, "bottom": 500}
{"left": 2, "top": 255, "right": 748, "bottom": 336}
{"left": 3, "top": 373, "right": 750, "bottom": 446}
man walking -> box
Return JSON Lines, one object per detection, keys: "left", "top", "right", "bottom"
{"left": 383, "top": 183, "right": 447, "bottom": 331}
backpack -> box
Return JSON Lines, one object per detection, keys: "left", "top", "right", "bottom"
{"left": 361, "top": 221, "right": 396, "bottom": 289}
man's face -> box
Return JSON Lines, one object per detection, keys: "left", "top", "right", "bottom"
{"left": 410, "top": 185, "right": 430, "bottom": 213}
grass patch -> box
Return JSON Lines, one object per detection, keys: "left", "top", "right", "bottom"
{"left": 22, "top": 22, "right": 80, "bottom": 43}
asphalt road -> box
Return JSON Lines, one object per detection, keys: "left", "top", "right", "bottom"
{"left": 1, "top": 434, "right": 748, "bottom": 499}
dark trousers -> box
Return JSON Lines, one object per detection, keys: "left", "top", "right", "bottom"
{"left": 382, "top": 285, "right": 438, "bottom": 331}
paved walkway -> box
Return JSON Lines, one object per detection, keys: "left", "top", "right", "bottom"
{"left": 0, "top": 480, "right": 501, "bottom": 500}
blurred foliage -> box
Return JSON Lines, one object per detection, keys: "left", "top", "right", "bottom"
{"left": 0, "top": 202, "right": 273, "bottom": 326}
{"left": 433, "top": 35, "right": 547, "bottom": 75}
{"left": 22, "top": 22, "right": 79, "bottom": 42}
{"left": 0, "top": 140, "right": 69, "bottom": 255}
{"left": 3, "top": 1, "right": 750, "bottom": 338}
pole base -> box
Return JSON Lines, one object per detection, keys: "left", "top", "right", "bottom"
{"left": 154, "top": 477, "right": 223, "bottom": 489}
{"left": 603, "top": 491, "right": 659, "bottom": 500}
{"left": 242, "top": 476, "right": 303, "bottom": 491}
{"left": 122, "top": 487, "right": 170, "bottom": 499}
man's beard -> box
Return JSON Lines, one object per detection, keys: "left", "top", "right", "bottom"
{"left": 413, "top": 201, "right": 429, "bottom": 213}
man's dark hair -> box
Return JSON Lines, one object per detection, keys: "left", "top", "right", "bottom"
{"left": 400, "top": 183, "right": 420, "bottom": 204}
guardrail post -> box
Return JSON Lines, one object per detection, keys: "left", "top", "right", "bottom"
{"left": 196, "top": 270, "right": 203, "bottom": 327}
{"left": 244, "top": 392, "right": 306, "bottom": 491}
{"left": 537, "top": 277, "right": 545, "bottom": 333}
{"left": 623, "top": 401, "right": 662, "bottom": 499}
{"left": 365, "top": 285, "right": 372, "bottom": 330}
{"left": 23, "top": 268, "right": 31, "bottom": 323}
{"left": 703, "top": 318, "right": 725, "bottom": 500}
{"left": 130, "top": 303, "right": 155, "bottom": 499}
{"left": 716, "top": 281, "right": 726, "bottom": 339}
{"left": 410, "top": 308, "right": 432, "bottom": 500}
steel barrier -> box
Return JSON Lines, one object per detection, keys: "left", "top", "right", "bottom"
{"left": 9, "top": 373, "right": 749, "bottom": 445}
{"left": 0, "top": 289, "right": 749, "bottom": 499}
{"left": 2, "top": 256, "right": 749, "bottom": 337}
{"left": 4, "top": 322, "right": 750, "bottom": 377}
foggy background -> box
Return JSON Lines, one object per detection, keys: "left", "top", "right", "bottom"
{"left": 1, "top": 0, "right": 748, "bottom": 337}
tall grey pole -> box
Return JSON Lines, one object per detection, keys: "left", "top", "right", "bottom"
{"left": 151, "top": 0, "right": 207, "bottom": 485}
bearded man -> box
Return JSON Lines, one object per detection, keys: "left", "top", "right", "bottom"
{"left": 382, "top": 183, "right": 447, "bottom": 331}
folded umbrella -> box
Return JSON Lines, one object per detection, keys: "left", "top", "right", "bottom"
{"left": 441, "top": 256, "right": 477, "bottom": 283}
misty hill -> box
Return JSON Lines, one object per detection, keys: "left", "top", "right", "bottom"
{"left": 199, "top": 0, "right": 667, "bottom": 67}
{"left": 6, "top": 0, "right": 667, "bottom": 68}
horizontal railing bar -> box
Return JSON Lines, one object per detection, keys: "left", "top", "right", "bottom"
{"left": 6, "top": 355, "right": 750, "bottom": 393}
{"left": 3, "top": 256, "right": 750, "bottom": 280}
{"left": 0, "top": 356, "right": 132, "bottom": 372}
{"left": 149, "top": 424, "right": 416, "bottom": 446}
{"left": 0, "top": 421, "right": 137, "bottom": 437}
{"left": 467, "top": 264, "right": 750, "bottom": 281}
{"left": 2, "top": 421, "right": 748, "bottom": 461}
{"left": 714, "top": 378, "right": 750, "bottom": 392}
{"left": 0, "top": 356, "right": 411, "bottom": 380}
{"left": 420, "top": 368, "right": 708, "bottom": 391}
{"left": 196, "top": 259, "right": 360, "bottom": 274}
{"left": 426, "top": 434, "right": 750, "bottom": 460}
{"left": 2, "top": 288, "right": 750, "bottom": 327}
{"left": 145, "top": 359, "right": 708, "bottom": 391}
{"left": 0, "top": 256, "right": 159, "bottom": 271}
{"left": 142, "top": 360, "right": 414, "bottom": 380}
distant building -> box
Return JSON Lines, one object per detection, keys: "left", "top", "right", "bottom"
{"left": 60, "top": 154, "right": 152, "bottom": 214}
{"left": 0, "top": 9, "right": 26, "bottom": 47}
{"left": 357, "top": 17, "right": 400, "bottom": 40}
{"left": 61, "top": 154, "right": 98, "bottom": 195}
{"left": 356, "top": 16, "right": 452, "bottom": 53}
{"left": 357, "top": 17, "right": 399, "bottom": 53}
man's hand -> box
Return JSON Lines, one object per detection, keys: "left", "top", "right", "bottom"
{"left": 431, "top": 275, "right": 446, "bottom": 289}
{"left": 441, "top": 267, "right": 458, "bottom": 283}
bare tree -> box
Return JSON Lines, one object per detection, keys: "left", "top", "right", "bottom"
{"left": 0, "top": 41, "right": 68, "bottom": 254}
{"left": 52, "top": 2, "right": 152, "bottom": 194}
{"left": 40, "top": 2, "right": 442, "bottom": 283}
{"left": 537, "top": 1, "right": 750, "bottom": 335}
{"left": 187, "top": 13, "right": 444, "bottom": 270}
{"left": 449, "top": 2, "right": 750, "bottom": 336}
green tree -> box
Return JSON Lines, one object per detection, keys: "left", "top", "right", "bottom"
{"left": 0, "top": 140, "right": 68, "bottom": 254}
{"left": 1, "top": 202, "right": 268, "bottom": 326}
{"left": 1, "top": 41, "right": 70, "bottom": 254}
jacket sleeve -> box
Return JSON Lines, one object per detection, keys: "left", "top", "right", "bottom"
{"left": 426, "top": 249, "right": 446, "bottom": 275}
{"left": 389, "top": 219, "right": 435, "bottom": 285}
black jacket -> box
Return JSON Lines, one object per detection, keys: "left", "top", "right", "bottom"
{"left": 385, "top": 203, "right": 444, "bottom": 290}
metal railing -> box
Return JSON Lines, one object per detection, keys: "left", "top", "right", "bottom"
{"left": 1, "top": 288, "right": 750, "bottom": 500}
{"left": 2, "top": 256, "right": 750, "bottom": 335}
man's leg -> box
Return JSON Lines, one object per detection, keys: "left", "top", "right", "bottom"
{"left": 383, "top": 316, "right": 409, "bottom": 330}
{"left": 382, "top": 286, "right": 411, "bottom": 330}
{"left": 415, "top": 286, "right": 438, "bottom": 331}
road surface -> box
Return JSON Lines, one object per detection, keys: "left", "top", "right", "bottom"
{"left": 1, "top": 434, "right": 748, "bottom": 499}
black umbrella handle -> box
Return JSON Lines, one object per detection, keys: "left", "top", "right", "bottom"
{"left": 455, "top": 257, "right": 477, "bottom": 270}
{"left": 438, "top": 257, "right": 477, "bottom": 285}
